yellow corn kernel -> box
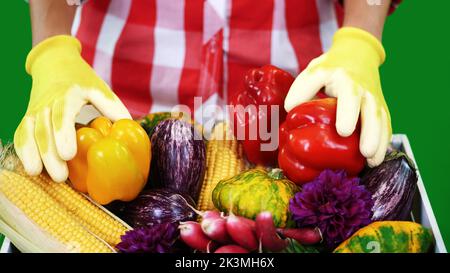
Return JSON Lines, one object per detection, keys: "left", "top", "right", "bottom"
{"left": 0, "top": 170, "right": 113, "bottom": 253}
{"left": 197, "top": 122, "right": 247, "bottom": 211}
{"left": 26, "top": 172, "right": 129, "bottom": 246}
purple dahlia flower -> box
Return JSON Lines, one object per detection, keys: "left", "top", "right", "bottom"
{"left": 289, "top": 169, "right": 374, "bottom": 248}
{"left": 116, "top": 222, "right": 179, "bottom": 253}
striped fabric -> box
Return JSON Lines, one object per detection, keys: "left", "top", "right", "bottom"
{"left": 71, "top": 0, "right": 396, "bottom": 120}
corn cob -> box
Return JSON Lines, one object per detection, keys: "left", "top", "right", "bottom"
{"left": 197, "top": 122, "right": 248, "bottom": 211}
{"left": 0, "top": 145, "right": 130, "bottom": 252}
{"left": 0, "top": 170, "right": 113, "bottom": 253}
{"left": 24, "top": 171, "right": 128, "bottom": 246}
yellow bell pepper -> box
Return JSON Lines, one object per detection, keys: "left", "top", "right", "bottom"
{"left": 68, "top": 117, "right": 151, "bottom": 205}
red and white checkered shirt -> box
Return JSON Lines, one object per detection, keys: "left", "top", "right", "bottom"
{"left": 72, "top": 0, "right": 399, "bottom": 119}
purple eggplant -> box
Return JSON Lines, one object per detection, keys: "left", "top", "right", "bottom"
{"left": 149, "top": 119, "right": 206, "bottom": 201}
{"left": 361, "top": 151, "right": 418, "bottom": 221}
{"left": 110, "top": 189, "right": 197, "bottom": 228}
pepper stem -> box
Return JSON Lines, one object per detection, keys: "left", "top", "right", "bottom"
{"left": 268, "top": 168, "right": 284, "bottom": 180}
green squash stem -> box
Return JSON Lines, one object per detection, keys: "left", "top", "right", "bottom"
{"left": 268, "top": 168, "right": 285, "bottom": 180}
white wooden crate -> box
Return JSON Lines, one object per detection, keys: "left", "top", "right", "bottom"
{"left": 390, "top": 135, "right": 446, "bottom": 253}
{"left": 0, "top": 134, "right": 447, "bottom": 253}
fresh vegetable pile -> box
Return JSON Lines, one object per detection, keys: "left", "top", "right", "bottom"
{"left": 0, "top": 65, "right": 434, "bottom": 253}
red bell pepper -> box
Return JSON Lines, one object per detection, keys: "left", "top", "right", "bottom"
{"left": 230, "top": 65, "right": 294, "bottom": 166}
{"left": 278, "top": 98, "right": 365, "bottom": 185}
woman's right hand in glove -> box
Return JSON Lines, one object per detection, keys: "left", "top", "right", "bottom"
{"left": 14, "top": 35, "right": 131, "bottom": 182}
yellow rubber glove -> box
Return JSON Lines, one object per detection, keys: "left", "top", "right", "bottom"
{"left": 14, "top": 35, "right": 131, "bottom": 182}
{"left": 284, "top": 27, "right": 391, "bottom": 167}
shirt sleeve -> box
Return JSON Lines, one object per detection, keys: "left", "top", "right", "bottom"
{"left": 336, "top": 0, "right": 402, "bottom": 15}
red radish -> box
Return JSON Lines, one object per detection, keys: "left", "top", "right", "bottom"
{"left": 255, "top": 212, "right": 288, "bottom": 252}
{"left": 227, "top": 211, "right": 256, "bottom": 229}
{"left": 201, "top": 216, "right": 231, "bottom": 244}
{"left": 201, "top": 210, "right": 221, "bottom": 220}
{"left": 179, "top": 221, "right": 214, "bottom": 252}
{"left": 277, "top": 227, "right": 322, "bottom": 245}
{"left": 226, "top": 213, "right": 258, "bottom": 251}
{"left": 206, "top": 241, "right": 216, "bottom": 253}
{"left": 214, "top": 245, "right": 249, "bottom": 253}
{"left": 238, "top": 215, "right": 256, "bottom": 230}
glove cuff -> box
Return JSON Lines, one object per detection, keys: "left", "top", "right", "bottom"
{"left": 26, "top": 35, "right": 82, "bottom": 75}
{"left": 333, "top": 27, "right": 386, "bottom": 65}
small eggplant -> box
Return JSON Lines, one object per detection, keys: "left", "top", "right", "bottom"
{"left": 361, "top": 151, "right": 418, "bottom": 221}
{"left": 109, "top": 188, "right": 197, "bottom": 228}
{"left": 149, "top": 119, "right": 206, "bottom": 201}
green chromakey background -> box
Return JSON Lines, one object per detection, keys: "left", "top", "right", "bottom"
{"left": 1, "top": 1, "right": 449, "bottom": 249}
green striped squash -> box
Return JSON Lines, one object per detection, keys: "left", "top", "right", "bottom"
{"left": 334, "top": 221, "right": 433, "bottom": 253}
{"left": 212, "top": 168, "right": 299, "bottom": 227}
